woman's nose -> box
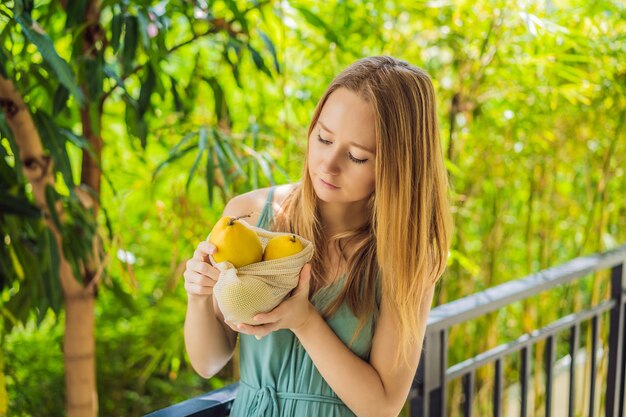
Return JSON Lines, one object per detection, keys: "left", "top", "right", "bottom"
{"left": 321, "top": 149, "right": 342, "bottom": 175}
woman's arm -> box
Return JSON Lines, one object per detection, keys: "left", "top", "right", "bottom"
{"left": 233, "top": 266, "right": 436, "bottom": 417}
{"left": 295, "top": 285, "right": 434, "bottom": 417}
{"left": 184, "top": 189, "right": 271, "bottom": 378}
{"left": 184, "top": 289, "right": 236, "bottom": 378}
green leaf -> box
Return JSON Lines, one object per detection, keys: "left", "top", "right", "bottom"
{"left": 138, "top": 64, "right": 156, "bottom": 117}
{"left": 224, "top": 0, "right": 249, "bottom": 34}
{"left": 292, "top": 6, "right": 341, "bottom": 45}
{"left": 84, "top": 54, "right": 105, "bottom": 102}
{"left": 170, "top": 77, "right": 183, "bottom": 113}
{"left": 204, "top": 76, "right": 230, "bottom": 124}
{"left": 0, "top": 193, "right": 41, "bottom": 218}
{"left": 211, "top": 130, "right": 231, "bottom": 190}
{"left": 62, "top": 233, "right": 85, "bottom": 284}
{"left": 185, "top": 128, "right": 208, "bottom": 191}
{"left": 15, "top": 15, "right": 84, "bottom": 105}
{"left": 0, "top": 45, "right": 8, "bottom": 77}
{"left": 14, "top": 0, "right": 33, "bottom": 17}
{"left": 223, "top": 41, "right": 243, "bottom": 89}
{"left": 198, "top": 126, "right": 208, "bottom": 152}
{"left": 152, "top": 144, "right": 197, "bottom": 181}
{"left": 255, "top": 152, "right": 275, "bottom": 185}
{"left": 170, "top": 131, "right": 198, "bottom": 155}
{"left": 122, "top": 15, "right": 138, "bottom": 75}
{"left": 249, "top": 125, "right": 260, "bottom": 188}
{"left": 103, "top": 65, "right": 130, "bottom": 98}
{"left": 43, "top": 228, "right": 62, "bottom": 314}
{"left": 65, "top": 0, "right": 89, "bottom": 29}
{"left": 111, "top": 13, "right": 124, "bottom": 53}
{"left": 52, "top": 85, "right": 69, "bottom": 116}
{"left": 247, "top": 44, "right": 272, "bottom": 78}
{"left": 124, "top": 97, "right": 147, "bottom": 147}
{"left": 258, "top": 29, "right": 280, "bottom": 73}
{"left": 184, "top": 54, "right": 202, "bottom": 111}
{"left": 107, "top": 278, "right": 137, "bottom": 312}
{"left": 136, "top": 11, "right": 151, "bottom": 50}
{"left": 33, "top": 111, "right": 75, "bottom": 188}
{"left": 99, "top": 203, "right": 114, "bottom": 240}
{"left": 206, "top": 145, "right": 215, "bottom": 205}
{"left": 59, "top": 128, "right": 92, "bottom": 154}
{"left": 215, "top": 131, "right": 245, "bottom": 178}
{"left": 44, "top": 185, "right": 63, "bottom": 233}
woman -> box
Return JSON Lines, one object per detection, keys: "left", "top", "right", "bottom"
{"left": 183, "top": 55, "right": 452, "bottom": 417}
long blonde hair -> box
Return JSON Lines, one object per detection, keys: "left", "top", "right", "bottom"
{"left": 274, "top": 56, "right": 452, "bottom": 366}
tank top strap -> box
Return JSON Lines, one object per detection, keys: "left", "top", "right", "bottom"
{"left": 255, "top": 186, "right": 276, "bottom": 229}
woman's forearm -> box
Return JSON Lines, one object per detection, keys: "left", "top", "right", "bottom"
{"left": 184, "top": 294, "right": 234, "bottom": 378}
{"left": 292, "top": 307, "right": 393, "bottom": 417}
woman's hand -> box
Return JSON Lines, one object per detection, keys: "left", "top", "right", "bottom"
{"left": 183, "top": 240, "right": 221, "bottom": 297}
{"left": 226, "top": 264, "right": 314, "bottom": 339}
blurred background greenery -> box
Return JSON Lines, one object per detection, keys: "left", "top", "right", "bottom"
{"left": 1, "top": 0, "right": 625, "bottom": 416}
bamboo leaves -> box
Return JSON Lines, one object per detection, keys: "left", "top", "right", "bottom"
{"left": 152, "top": 125, "right": 280, "bottom": 205}
{"left": 64, "top": 0, "right": 89, "bottom": 29}
{"left": 292, "top": 5, "right": 341, "bottom": 46}
{"left": 258, "top": 29, "right": 280, "bottom": 74}
{"left": 0, "top": 193, "right": 40, "bottom": 218}
{"left": 205, "top": 76, "right": 230, "bottom": 125}
{"left": 14, "top": 15, "right": 84, "bottom": 105}
{"left": 111, "top": 13, "right": 123, "bottom": 53}
{"left": 247, "top": 44, "right": 272, "bottom": 78}
{"left": 137, "top": 64, "right": 156, "bottom": 119}
{"left": 186, "top": 127, "right": 207, "bottom": 192}
{"left": 0, "top": 46, "right": 8, "bottom": 77}
{"left": 122, "top": 15, "right": 138, "bottom": 75}
{"left": 33, "top": 111, "right": 75, "bottom": 188}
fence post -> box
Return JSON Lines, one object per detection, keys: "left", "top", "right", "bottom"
{"left": 411, "top": 329, "right": 447, "bottom": 417}
{"left": 606, "top": 262, "right": 625, "bottom": 417}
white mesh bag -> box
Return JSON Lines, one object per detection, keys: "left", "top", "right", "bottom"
{"left": 210, "top": 221, "right": 314, "bottom": 325}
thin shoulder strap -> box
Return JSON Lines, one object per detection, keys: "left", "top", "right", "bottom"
{"left": 255, "top": 186, "right": 276, "bottom": 229}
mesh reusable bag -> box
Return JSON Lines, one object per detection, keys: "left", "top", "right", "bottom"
{"left": 211, "top": 221, "right": 314, "bottom": 324}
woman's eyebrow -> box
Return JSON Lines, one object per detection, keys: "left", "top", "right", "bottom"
{"left": 318, "top": 120, "right": 376, "bottom": 154}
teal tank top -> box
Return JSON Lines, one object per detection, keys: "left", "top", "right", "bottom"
{"left": 229, "top": 186, "right": 380, "bottom": 417}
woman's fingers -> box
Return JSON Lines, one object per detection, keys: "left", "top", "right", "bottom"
{"left": 193, "top": 241, "right": 217, "bottom": 261}
{"left": 183, "top": 268, "right": 218, "bottom": 296}
{"left": 184, "top": 281, "right": 213, "bottom": 295}
{"left": 229, "top": 321, "right": 274, "bottom": 339}
{"left": 186, "top": 259, "right": 218, "bottom": 277}
{"left": 183, "top": 268, "right": 214, "bottom": 285}
{"left": 184, "top": 241, "right": 221, "bottom": 296}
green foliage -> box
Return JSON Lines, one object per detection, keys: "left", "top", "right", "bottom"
{"left": 14, "top": 14, "right": 84, "bottom": 105}
{"left": 94, "top": 281, "right": 220, "bottom": 416}
{"left": 4, "top": 313, "right": 65, "bottom": 417}
{"left": 1, "top": 0, "right": 625, "bottom": 415}
{"left": 0, "top": 125, "right": 63, "bottom": 328}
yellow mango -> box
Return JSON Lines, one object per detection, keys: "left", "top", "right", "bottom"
{"left": 209, "top": 215, "right": 263, "bottom": 268}
{"left": 263, "top": 235, "right": 304, "bottom": 261}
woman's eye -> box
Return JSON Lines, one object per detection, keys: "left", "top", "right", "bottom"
{"left": 348, "top": 153, "right": 368, "bottom": 164}
{"left": 317, "top": 134, "right": 332, "bottom": 145}
{"left": 318, "top": 134, "right": 368, "bottom": 164}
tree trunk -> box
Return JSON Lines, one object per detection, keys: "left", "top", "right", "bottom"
{"left": 0, "top": 77, "right": 98, "bottom": 417}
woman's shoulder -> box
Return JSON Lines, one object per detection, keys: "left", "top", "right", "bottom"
{"left": 223, "top": 183, "right": 297, "bottom": 225}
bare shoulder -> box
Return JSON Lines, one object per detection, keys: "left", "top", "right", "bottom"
{"left": 223, "top": 184, "right": 297, "bottom": 225}
{"left": 273, "top": 183, "right": 298, "bottom": 207}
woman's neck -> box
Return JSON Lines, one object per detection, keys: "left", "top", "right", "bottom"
{"left": 318, "top": 200, "right": 370, "bottom": 237}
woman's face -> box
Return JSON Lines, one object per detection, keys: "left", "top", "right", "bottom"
{"left": 307, "top": 87, "right": 377, "bottom": 205}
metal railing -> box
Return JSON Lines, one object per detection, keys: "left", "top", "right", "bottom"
{"left": 413, "top": 243, "right": 626, "bottom": 417}
{"left": 145, "top": 244, "right": 626, "bottom": 417}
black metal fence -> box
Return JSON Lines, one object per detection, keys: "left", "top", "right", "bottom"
{"left": 145, "top": 244, "right": 626, "bottom": 417}
{"left": 413, "top": 244, "right": 626, "bottom": 417}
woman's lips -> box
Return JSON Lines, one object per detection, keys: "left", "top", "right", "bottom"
{"left": 319, "top": 177, "right": 339, "bottom": 189}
